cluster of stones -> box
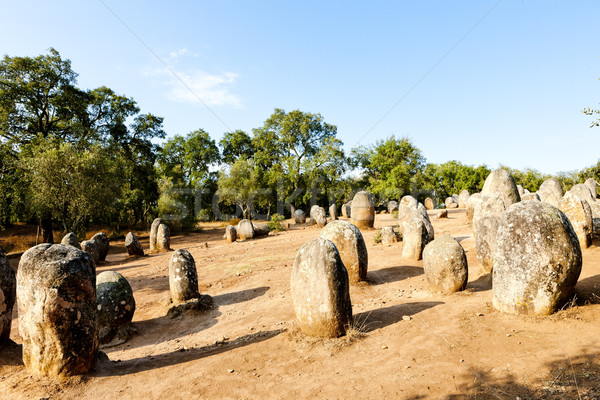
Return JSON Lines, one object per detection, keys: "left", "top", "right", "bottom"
{"left": 150, "top": 218, "right": 171, "bottom": 252}
{"left": 62, "top": 231, "right": 110, "bottom": 266}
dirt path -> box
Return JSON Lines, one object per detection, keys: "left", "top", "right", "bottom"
{"left": 3, "top": 209, "right": 600, "bottom": 399}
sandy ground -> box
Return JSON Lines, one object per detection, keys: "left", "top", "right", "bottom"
{"left": 3, "top": 209, "right": 600, "bottom": 399}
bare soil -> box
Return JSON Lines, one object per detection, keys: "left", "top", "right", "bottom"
{"left": 3, "top": 209, "right": 600, "bottom": 399}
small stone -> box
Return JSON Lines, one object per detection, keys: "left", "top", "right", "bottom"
{"left": 381, "top": 345, "right": 388, "bottom": 350}
{"left": 228, "top": 369, "right": 234, "bottom": 373}
{"left": 402, "top": 315, "right": 411, "bottom": 321}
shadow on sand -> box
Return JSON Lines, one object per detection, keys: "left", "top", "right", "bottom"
{"left": 367, "top": 266, "right": 423, "bottom": 285}
{"left": 354, "top": 301, "right": 443, "bottom": 332}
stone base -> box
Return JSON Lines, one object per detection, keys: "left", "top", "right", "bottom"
{"left": 164, "top": 295, "right": 214, "bottom": 319}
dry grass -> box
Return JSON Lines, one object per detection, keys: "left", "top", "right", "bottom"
{"left": 286, "top": 317, "right": 367, "bottom": 353}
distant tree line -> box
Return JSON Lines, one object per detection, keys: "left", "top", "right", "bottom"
{"left": 1, "top": 49, "right": 598, "bottom": 237}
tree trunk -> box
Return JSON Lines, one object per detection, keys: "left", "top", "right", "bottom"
{"left": 41, "top": 216, "right": 54, "bottom": 244}
{"left": 290, "top": 204, "right": 296, "bottom": 219}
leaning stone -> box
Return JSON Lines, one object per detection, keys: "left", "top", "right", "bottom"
{"left": 585, "top": 178, "right": 598, "bottom": 199}
{"left": 81, "top": 240, "right": 100, "bottom": 265}
{"left": 60, "top": 233, "right": 81, "bottom": 249}
{"left": 402, "top": 219, "right": 428, "bottom": 261}
{"left": 125, "top": 232, "right": 144, "bottom": 256}
{"left": 424, "top": 197, "right": 435, "bottom": 210}
{"left": 320, "top": 220, "right": 368, "bottom": 283}
{"left": 481, "top": 169, "right": 521, "bottom": 206}
{"left": 156, "top": 224, "right": 171, "bottom": 252}
{"left": 17, "top": 244, "right": 97, "bottom": 377}
{"left": 559, "top": 192, "right": 593, "bottom": 249}
{"left": 437, "top": 210, "right": 448, "bottom": 219}
{"left": 351, "top": 191, "right": 375, "bottom": 229}
{"left": 96, "top": 271, "right": 135, "bottom": 346}
{"left": 537, "top": 178, "right": 563, "bottom": 205}
{"left": 445, "top": 197, "right": 458, "bottom": 209}
{"left": 149, "top": 218, "right": 162, "bottom": 252}
{"left": 458, "top": 190, "right": 470, "bottom": 208}
{"left": 423, "top": 235, "right": 468, "bottom": 293}
{"left": 329, "top": 204, "right": 338, "bottom": 220}
{"left": 169, "top": 249, "right": 200, "bottom": 304}
{"left": 0, "top": 252, "right": 16, "bottom": 350}
{"left": 380, "top": 226, "right": 398, "bottom": 245}
{"left": 476, "top": 214, "right": 501, "bottom": 272}
{"left": 290, "top": 238, "right": 352, "bottom": 338}
{"left": 387, "top": 201, "right": 399, "bottom": 214}
{"left": 294, "top": 209, "right": 306, "bottom": 224}
{"left": 237, "top": 219, "right": 255, "bottom": 240}
{"left": 493, "top": 202, "right": 582, "bottom": 316}
{"left": 521, "top": 193, "right": 541, "bottom": 202}
{"left": 223, "top": 225, "right": 237, "bottom": 243}
{"left": 310, "top": 205, "right": 328, "bottom": 228}
{"left": 466, "top": 193, "right": 482, "bottom": 224}
{"left": 91, "top": 233, "right": 109, "bottom": 262}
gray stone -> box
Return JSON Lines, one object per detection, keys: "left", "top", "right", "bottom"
{"left": 445, "top": 197, "right": 458, "bottom": 209}
{"left": 60, "top": 233, "right": 81, "bottom": 249}
{"left": 149, "top": 218, "right": 162, "bottom": 252}
{"left": 517, "top": 185, "right": 525, "bottom": 197}
{"left": 125, "top": 232, "right": 144, "bottom": 256}
{"left": 585, "top": 178, "right": 598, "bottom": 199}
{"left": 423, "top": 235, "right": 468, "bottom": 294}
{"left": 169, "top": 249, "right": 199, "bottom": 304}
{"left": 17, "top": 244, "right": 97, "bottom": 377}
{"left": 294, "top": 209, "right": 306, "bottom": 224}
{"left": 537, "top": 178, "right": 563, "bottom": 206}
{"left": 452, "top": 194, "right": 460, "bottom": 204}
{"left": 559, "top": 192, "right": 593, "bottom": 248}
{"left": 387, "top": 201, "right": 399, "bottom": 214}
{"left": 458, "top": 190, "right": 470, "bottom": 208}
{"left": 351, "top": 191, "right": 375, "bottom": 229}
{"left": 310, "top": 205, "right": 328, "bottom": 228}
{"left": 569, "top": 184, "right": 595, "bottom": 204}
{"left": 481, "top": 169, "right": 521, "bottom": 206}
{"left": 156, "top": 223, "right": 171, "bottom": 251}
{"left": 329, "top": 204, "right": 338, "bottom": 220}
{"left": 521, "top": 193, "right": 541, "bottom": 202}
{"left": 402, "top": 218, "right": 429, "bottom": 261}
{"left": 91, "top": 232, "right": 109, "bottom": 262}
{"left": 223, "top": 225, "right": 237, "bottom": 243}
{"left": 0, "top": 252, "right": 16, "bottom": 350}
{"left": 476, "top": 214, "right": 501, "bottom": 272}
{"left": 96, "top": 271, "right": 135, "bottom": 345}
{"left": 466, "top": 193, "right": 482, "bottom": 224}
{"left": 341, "top": 201, "right": 352, "bottom": 218}
{"left": 380, "top": 226, "right": 398, "bottom": 245}
{"left": 320, "top": 220, "right": 368, "bottom": 283}
{"left": 237, "top": 219, "right": 255, "bottom": 240}
{"left": 472, "top": 193, "right": 505, "bottom": 236}
{"left": 493, "top": 202, "right": 582, "bottom": 316}
{"left": 290, "top": 238, "right": 352, "bottom": 338}
{"left": 252, "top": 222, "right": 271, "bottom": 236}
{"left": 81, "top": 239, "right": 100, "bottom": 265}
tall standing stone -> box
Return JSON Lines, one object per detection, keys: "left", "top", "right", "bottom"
{"left": 290, "top": 238, "right": 352, "bottom": 338}
{"left": 0, "top": 252, "right": 16, "bottom": 350}
{"left": 493, "top": 202, "right": 582, "bottom": 316}
{"left": 149, "top": 218, "right": 162, "bottom": 252}
{"left": 423, "top": 235, "right": 468, "bottom": 293}
{"left": 17, "top": 244, "right": 97, "bottom": 377}
{"left": 402, "top": 218, "right": 428, "bottom": 260}
{"left": 91, "top": 232, "right": 109, "bottom": 262}
{"left": 458, "top": 190, "right": 470, "bottom": 208}
{"left": 476, "top": 214, "right": 501, "bottom": 272}
{"left": 472, "top": 193, "right": 506, "bottom": 236}
{"left": 169, "top": 249, "right": 200, "bottom": 304}
{"left": 424, "top": 197, "right": 435, "bottom": 210}
{"left": 81, "top": 240, "right": 100, "bottom": 265}
{"left": 351, "top": 191, "right": 375, "bottom": 229}
{"left": 537, "top": 178, "right": 563, "bottom": 206}
{"left": 559, "top": 192, "right": 593, "bottom": 248}
{"left": 320, "top": 220, "right": 368, "bottom": 283}
{"left": 237, "top": 219, "right": 255, "bottom": 240}
{"left": 156, "top": 223, "right": 171, "bottom": 251}
{"left": 125, "top": 232, "right": 145, "bottom": 256}
{"left": 585, "top": 178, "right": 598, "bottom": 199}
{"left": 481, "top": 168, "right": 521, "bottom": 206}
{"left": 96, "top": 271, "right": 135, "bottom": 345}
{"left": 329, "top": 204, "right": 338, "bottom": 220}
{"left": 310, "top": 205, "right": 328, "bottom": 228}
{"left": 569, "top": 184, "right": 595, "bottom": 204}
{"left": 466, "top": 193, "right": 482, "bottom": 224}
{"left": 60, "top": 232, "right": 81, "bottom": 249}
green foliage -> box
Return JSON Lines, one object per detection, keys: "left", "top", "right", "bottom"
{"left": 217, "top": 158, "right": 264, "bottom": 219}
{"left": 421, "top": 161, "right": 490, "bottom": 201}
{"left": 268, "top": 213, "right": 286, "bottom": 231}
{"left": 219, "top": 130, "right": 254, "bottom": 163}
{"left": 373, "top": 230, "right": 382, "bottom": 244}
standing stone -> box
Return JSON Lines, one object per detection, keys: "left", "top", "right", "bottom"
{"left": 437, "top": 209, "right": 448, "bottom": 219}
{"left": 96, "top": 271, "right": 135, "bottom": 345}
{"left": 569, "top": 184, "right": 595, "bottom": 204}
{"left": 472, "top": 193, "right": 506, "bottom": 236}
{"left": 481, "top": 168, "right": 521, "bottom": 206}
{"left": 452, "top": 194, "right": 459, "bottom": 204}
{"left": 294, "top": 209, "right": 306, "bottom": 224}
{"left": 585, "top": 178, "right": 598, "bottom": 199}
{"left": 125, "top": 232, "right": 145, "bottom": 256}
{"left": 156, "top": 224, "right": 171, "bottom": 251}
{"left": 521, "top": 192, "right": 541, "bottom": 202}
{"left": 387, "top": 201, "right": 399, "bottom": 214}
{"left": 81, "top": 240, "right": 100, "bottom": 265}
{"left": 493, "top": 202, "right": 582, "bottom": 316}
{"left": 517, "top": 185, "right": 525, "bottom": 197}
{"left": 342, "top": 201, "right": 352, "bottom": 218}
{"left": 60, "top": 233, "right": 81, "bottom": 249}
{"left": 559, "top": 192, "right": 593, "bottom": 248}
{"left": 290, "top": 238, "right": 352, "bottom": 338}
{"left": 423, "top": 235, "right": 468, "bottom": 293}
{"left": 329, "top": 204, "right": 338, "bottom": 220}
{"left": 424, "top": 197, "right": 435, "bottom": 210}
{"left": 320, "top": 220, "right": 368, "bottom": 283}
{"left": 169, "top": 249, "right": 199, "bottom": 304}
{"left": 466, "top": 193, "right": 482, "bottom": 224}
{"left": 537, "top": 178, "right": 563, "bottom": 206}
{"left": 476, "top": 214, "right": 501, "bottom": 272}
{"left": 402, "top": 218, "right": 428, "bottom": 261}
{"left": 380, "top": 226, "right": 398, "bottom": 245}
{"left": 351, "top": 191, "right": 375, "bottom": 229}
{"left": 223, "top": 225, "right": 237, "bottom": 243}
{"left": 252, "top": 222, "right": 271, "bottom": 236}
{"left": 310, "top": 205, "right": 328, "bottom": 228}
{"left": 237, "top": 219, "right": 255, "bottom": 240}
{"left": 445, "top": 197, "right": 458, "bottom": 209}
{"left": 0, "top": 252, "right": 16, "bottom": 350}
{"left": 91, "top": 232, "right": 109, "bottom": 262}
{"left": 458, "top": 190, "right": 470, "bottom": 208}
{"left": 17, "top": 244, "right": 97, "bottom": 377}
{"left": 149, "top": 218, "right": 162, "bottom": 252}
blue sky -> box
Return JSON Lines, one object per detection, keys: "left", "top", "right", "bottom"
{"left": 1, "top": 1, "right": 599, "bottom": 174}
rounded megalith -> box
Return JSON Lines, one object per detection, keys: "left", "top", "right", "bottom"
{"left": 445, "top": 197, "right": 458, "bottom": 209}
{"left": 423, "top": 235, "right": 468, "bottom": 294}
{"left": 91, "top": 232, "right": 109, "bottom": 262}
{"left": 476, "top": 214, "right": 500, "bottom": 272}
{"left": 252, "top": 222, "right": 271, "bottom": 236}
{"left": 310, "top": 205, "right": 328, "bottom": 228}
{"left": 492, "top": 202, "right": 582, "bottom": 316}
{"left": 320, "top": 220, "right": 368, "bottom": 283}
{"left": 458, "top": 190, "right": 470, "bottom": 208}
{"left": 96, "top": 271, "right": 135, "bottom": 345}
{"left": 569, "top": 184, "right": 595, "bottom": 204}
{"left": 81, "top": 239, "right": 100, "bottom": 265}
{"left": 351, "top": 191, "right": 375, "bottom": 229}
{"left": 329, "top": 204, "right": 338, "bottom": 220}
{"left": 149, "top": 218, "right": 162, "bottom": 252}
{"left": 537, "top": 178, "right": 563, "bottom": 206}
{"left": 125, "top": 232, "right": 145, "bottom": 256}
{"left": 559, "top": 192, "right": 593, "bottom": 249}
{"left": 0, "top": 252, "right": 16, "bottom": 350}
{"left": 17, "top": 244, "right": 97, "bottom": 377}
{"left": 294, "top": 209, "right": 306, "bottom": 224}
{"left": 585, "top": 178, "right": 598, "bottom": 199}
{"left": 387, "top": 201, "right": 399, "bottom": 214}
{"left": 237, "top": 219, "right": 255, "bottom": 240}
{"left": 169, "top": 249, "right": 200, "bottom": 304}
{"left": 466, "top": 193, "right": 482, "bottom": 224}
{"left": 402, "top": 218, "right": 429, "bottom": 261}
{"left": 342, "top": 202, "right": 352, "bottom": 218}
{"left": 380, "top": 226, "right": 398, "bottom": 245}
{"left": 223, "top": 225, "right": 237, "bottom": 243}
{"left": 481, "top": 169, "right": 521, "bottom": 206}
{"left": 156, "top": 223, "right": 171, "bottom": 251}
{"left": 60, "top": 232, "right": 81, "bottom": 249}
{"left": 290, "top": 238, "right": 352, "bottom": 338}
{"left": 424, "top": 197, "right": 435, "bottom": 210}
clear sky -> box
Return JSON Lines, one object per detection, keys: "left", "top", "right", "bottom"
{"left": 1, "top": 1, "right": 599, "bottom": 174}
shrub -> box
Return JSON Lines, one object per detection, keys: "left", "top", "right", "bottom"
{"left": 268, "top": 213, "right": 286, "bottom": 231}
